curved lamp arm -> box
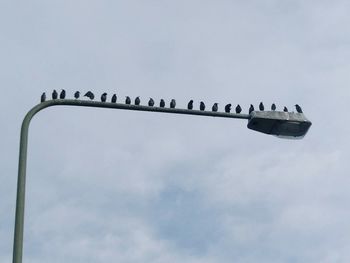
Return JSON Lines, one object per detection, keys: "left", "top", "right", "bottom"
{"left": 13, "top": 99, "right": 249, "bottom": 263}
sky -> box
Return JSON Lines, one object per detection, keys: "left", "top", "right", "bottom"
{"left": 1, "top": 0, "right": 350, "bottom": 262}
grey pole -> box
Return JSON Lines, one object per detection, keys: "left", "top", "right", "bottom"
{"left": 13, "top": 99, "right": 249, "bottom": 263}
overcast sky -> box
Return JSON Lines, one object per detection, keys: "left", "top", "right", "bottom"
{"left": 1, "top": 0, "right": 350, "bottom": 262}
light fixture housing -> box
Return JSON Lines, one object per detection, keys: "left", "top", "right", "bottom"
{"left": 247, "top": 111, "right": 312, "bottom": 139}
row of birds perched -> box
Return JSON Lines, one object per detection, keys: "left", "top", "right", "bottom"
{"left": 40, "top": 90, "right": 303, "bottom": 114}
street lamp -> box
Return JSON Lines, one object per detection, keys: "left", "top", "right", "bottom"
{"left": 12, "top": 98, "right": 312, "bottom": 263}
{"left": 248, "top": 111, "right": 312, "bottom": 139}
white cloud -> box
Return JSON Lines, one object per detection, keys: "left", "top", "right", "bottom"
{"left": 1, "top": 0, "right": 350, "bottom": 262}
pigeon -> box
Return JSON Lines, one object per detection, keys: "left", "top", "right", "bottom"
{"left": 135, "top": 96, "right": 141, "bottom": 105}
{"left": 224, "top": 104, "right": 232, "bottom": 113}
{"left": 84, "top": 91, "right": 95, "bottom": 100}
{"left": 52, "top": 90, "right": 58, "bottom": 100}
{"left": 259, "top": 102, "right": 264, "bottom": 111}
{"left": 187, "top": 100, "right": 194, "bottom": 110}
{"left": 148, "top": 98, "right": 154, "bottom": 107}
{"left": 283, "top": 106, "right": 288, "bottom": 112}
{"left": 160, "top": 99, "right": 165, "bottom": 107}
{"left": 271, "top": 103, "right": 276, "bottom": 111}
{"left": 212, "top": 103, "right": 218, "bottom": 112}
{"left": 200, "top": 101, "right": 205, "bottom": 111}
{"left": 111, "top": 94, "right": 117, "bottom": 103}
{"left": 295, "top": 104, "right": 303, "bottom": 113}
{"left": 249, "top": 104, "right": 254, "bottom": 114}
{"left": 235, "top": 104, "right": 242, "bottom": 114}
{"left": 101, "top": 93, "right": 107, "bottom": 102}
{"left": 40, "top": 92, "right": 46, "bottom": 103}
{"left": 59, "top": 89, "right": 66, "bottom": 99}
{"left": 170, "top": 99, "right": 176, "bottom": 108}
{"left": 74, "top": 91, "right": 80, "bottom": 99}
{"left": 125, "top": 96, "right": 131, "bottom": 104}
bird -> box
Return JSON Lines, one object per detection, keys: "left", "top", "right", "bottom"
{"left": 212, "top": 103, "right": 218, "bottom": 112}
{"left": 101, "top": 93, "right": 107, "bottom": 102}
{"left": 249, "top": 104, "right": 254, "bottom": 114}
{"left": 52, "top": 90, "right": 58, "bottom": 100}
{"left": 187, "top": 100, "right": 193, "bottom": 110}
{"left": 40, "top": 92, "right": 46, "bottom": 103}
{"left": 170, "top": 99, "right": 176, "bottom": 108}
{"left": 283, "top": 106, "right": 288, "bottom": 112}
{"left": 135, "top": 96, "right": 141, "bottom": 105}
{"left": 59, "top": 89, "right": 66, "bottom": 99}
{"left": 125, "top": 96, "right": 131, "bottom": 104}
{"left": 235, "top": 104, "right": 242, "bottom": 114}
{"left": 295, "top": 104, "right": 303, "bottom": 113}
{"left": 200, "top": 101, "right": 205, "bottom": 111}
{"left": 148, "top": 98, "right": 154, "bottom": 106}
{"left": 160, "top": 99, "right": 165, "bottom": 107}
{"left": 74, "top": 91, "right": 80, "bottom": 99}
{"left": 84, "top": 91, "right": 95, "bottom": 100}
{"left": 111, "top": 94, "right": 117, "bottom": 103}
{"left": 259, "top": 102, "right": 264, "bottom": 111}
{"left": 225, "top": 104, "right": 231, "bottom": 113}
{"left": 271, "top": 103, "right": 276, "bottom": 111}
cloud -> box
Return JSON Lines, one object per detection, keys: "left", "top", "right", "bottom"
{"left": 2, "top": 0, "right": 350, "bottom": 262}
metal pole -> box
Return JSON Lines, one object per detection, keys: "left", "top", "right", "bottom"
{"left": 13, "top": 99, "right": 249, "bottom": 263}
{"left": 13, "top": 103, "right": 46, "bottom": 263}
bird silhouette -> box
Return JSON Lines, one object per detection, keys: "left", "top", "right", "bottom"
{"left": 271, "top": 103, "right": 276, "bottom": 111}
{"left": 160, "top": 99, "right": 165, "bottom": 107}
{"left": 125, "top": 96, "right": 131, "bottom": 104}
{"left": 111, "top": 94, "right": 117, "bottom": 103}
{"left": 84, "top": 91, "right": 95, "bottom": 100}
{"left": 224, "top": 104, "right": 231, "bottom": 113}
{"left": 59, "top": 89, "right": 66, "bottom": 99}
{"left": 295, "top": 104, "right": 303, "bottom": 113}
{"left": 249, "top": 104, "right": 254, "bottom": 114}
{"left": 212, "top": 103, "right": 218, "bottom": 112}
{"left": 187, "top": 100, "right": 193, "bottom": 110}
{"left": 101, "top": 93, "right": 107, "bottom": 102}
{"left": 259, "top": 102, "right": 264, "bottom": 111}
{"left": 135, "top": 96, "right": 141, "bottom": 105}
{"left": 52, "top": 90, "right": 58, "bottom": 100}
{"left": 200, "top": 101, "right": 205, "bottom": 111}
{"left": 40, "top": 92, "right": 46, "bottom": 103}
{"left": 148, "top": 98, "right": 154, "bottom": 106}
{"left": 283, "top": 106, "right": 288, "bottom": 112}
{"left": 170, "top": 99, "right": 176, "bottom": 108}
{"left": 235, "top": 104, "right": 242, "bottom": 114}
{"left": 74, "top": 91, "right": 80, "bottom": 99}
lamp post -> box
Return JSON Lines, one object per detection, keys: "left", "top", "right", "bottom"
{"left": 12, "top": 99, "right": 311, "bottom": 263}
